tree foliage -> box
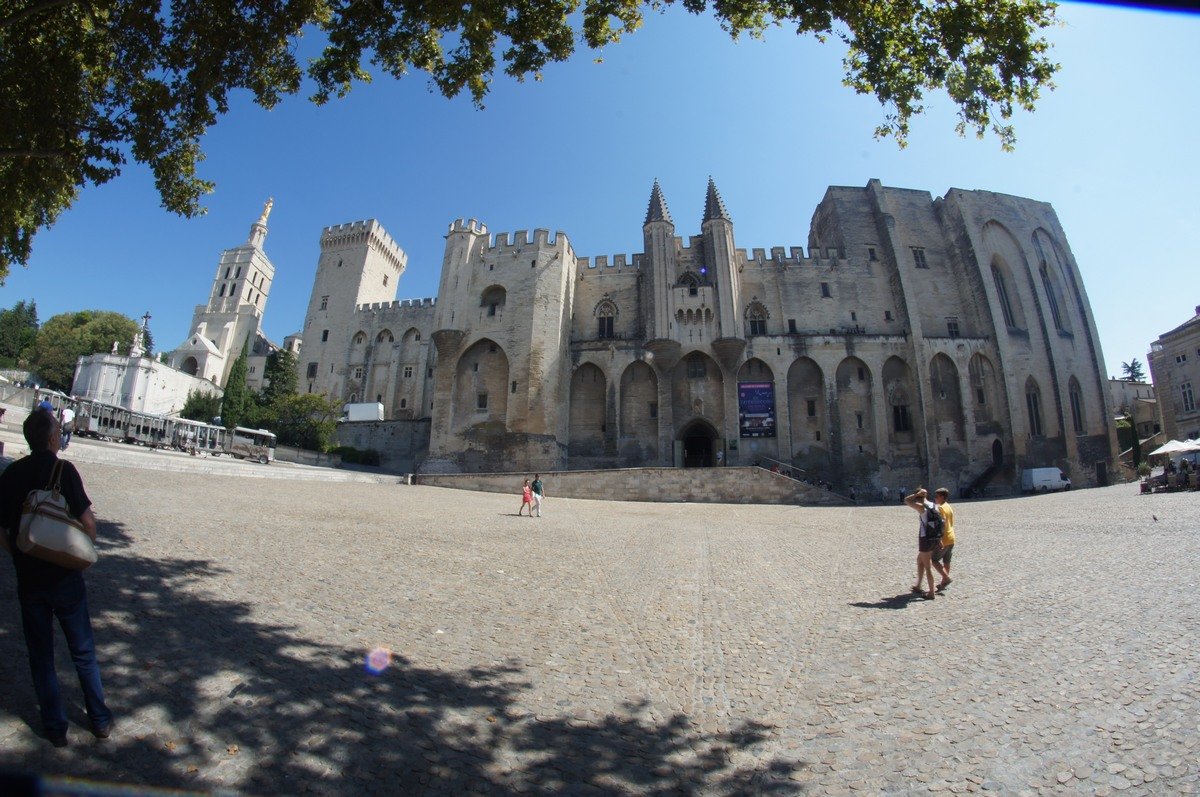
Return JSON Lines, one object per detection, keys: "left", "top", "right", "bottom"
{"left": 1121, "top": 358, "right": 1146, "bottom": 383}
{"left": 261, "top": 348, "right": 298, "bottom": 405}
{"left": 0, "top": 0, "right": 1059, "bottom": 277}
{"left": 28, "top": 309, "right": 137, "bottom": 390}
{"left": 272, "top": 392, "right": 342, "bottom": 451}
{"left": 0, "top": 298, "right": 38, "bottom": 365}
{"left": 221, "top": 340, "right": 251, "bottom": 429}
{"left": 180, "top": 389, "right": 223, "bottom": 424}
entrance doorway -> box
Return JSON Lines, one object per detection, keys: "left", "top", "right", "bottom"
{"left": 680, "top": 420, "right": 718, "bottom": 467}
{"left": 991, "top": 439, "right": 1003, "bottom": 467}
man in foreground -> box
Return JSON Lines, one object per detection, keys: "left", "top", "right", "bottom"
{"left": 0, "top": 410, "right": 112, "bottom": 747}
{"left": 904, "top": 486, "right": 943, "bottom": 600}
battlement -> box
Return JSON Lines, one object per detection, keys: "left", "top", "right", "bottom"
{"left": 739, "top": 245, "right": 846, "bottom": 267}
{"left": 320, "top": 219, "right": 406, "bottom": 265}
{"left": 448, "top": 218, "right": 489, "bottom": 235}
{"left": 578, "top": 253, "right": 643, "bottom": 271}
{"left": 489, "top": 228, "right": 566, "bottom": 252}
{"left": 354, "top": 297, "right": 437, "bottom": 313}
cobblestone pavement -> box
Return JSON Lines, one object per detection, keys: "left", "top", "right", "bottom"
{"left": 1, "top": 459, "right": 1197, "bottom": 795}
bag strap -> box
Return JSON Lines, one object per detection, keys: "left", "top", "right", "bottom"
{"left": 44, "top": 458, "right": 65, "bottom": 493}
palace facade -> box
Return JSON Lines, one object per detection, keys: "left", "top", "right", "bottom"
{"left": 293, "top": 178, "right": 1119, "bottom": 493}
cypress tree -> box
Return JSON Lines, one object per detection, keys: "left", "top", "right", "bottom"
{"left": 222, "top": 340, "right": 251, "bottom": 429}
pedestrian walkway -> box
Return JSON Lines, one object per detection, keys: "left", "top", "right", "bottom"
{"left": 0, "top": 464, "right": 1196, "bottom": 794}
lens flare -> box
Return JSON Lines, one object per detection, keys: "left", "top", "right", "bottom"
{"left": 365, "top": 646, "right": 392, "bottom": 675}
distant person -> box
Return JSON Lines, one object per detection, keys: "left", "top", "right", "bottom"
{"left": 904, "top": 487, "right": 943, "bottom": 600}
{"left": 531, "top": 475, "right": 544, "bottom": 518}
{"left": 715, "top": 450, "right": 724, "bottom": 467}
{"left": 59, "top": 406, "right": 75, "bottom": 450}
{"left": 518, "top": 479, "right": 534, "bottom": 517}
{"left": 0, "top": 409, "right": 112, "bottom": 747}
{"left": 932, "top": 487, "right": 955, "bottom": 591}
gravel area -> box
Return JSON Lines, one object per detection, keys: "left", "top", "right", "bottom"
{"left": 1, "top": 457, "right": 1197, "bottom": 795}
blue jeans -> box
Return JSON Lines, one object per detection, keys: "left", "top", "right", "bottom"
{"left": 19, "top": 575, "right": 112, "bottom": 737}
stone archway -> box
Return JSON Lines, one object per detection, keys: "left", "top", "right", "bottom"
{"left": 181, "top": 356, "right": 199, "bottom": 376}
{"left": 679, "top": 419, "right": 718, "bottom": 468}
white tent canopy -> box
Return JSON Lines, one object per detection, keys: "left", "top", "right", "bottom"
{"left": 1148, "top": 439, "right": 1200, "bottom": 457}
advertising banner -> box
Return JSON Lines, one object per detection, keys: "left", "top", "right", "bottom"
{"left": 738, "top": 382, "right": 776, "bottom": 438}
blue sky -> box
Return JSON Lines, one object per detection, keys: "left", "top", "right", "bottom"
{"left": 3, "top": 3, "right": 1197, "bottom": 382}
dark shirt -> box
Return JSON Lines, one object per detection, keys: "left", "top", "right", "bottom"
{"left": 0, "top": 451, "right": 92, "bottom": 593}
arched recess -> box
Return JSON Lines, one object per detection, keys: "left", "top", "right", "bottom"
{"left": 480, "top": 285, "right": 506, "bottom": 318}
{"left": 835, "top": 357, "right": 876, "bottom": 460}
{"left": 392, "top": 327, "right": 425, "bottom": 419}
{"left": 352, "top": 330, "right": 367, "bottom": 346}
{"left": 787, "top": 357, "right": 828, "bottom": 465}
{"left": 929, "top": 353, "right": 966, "bottom": 444}
{"left": 619, "top": 361, "right": 659, "bottom": 462}
{"left": 968, "top": 353, "right": 1002, "bottom": 425}
{"left": 883, "top": 356, "right": 918, "bottom": 446}
{"left": 672, "top": 351, "right": 724, "bottom": 434}
{"left": 678, "top": 418, "right": 718, "bottom": 467}
{"left": 568, "top": 363, "right": 607, "bottom": 455}
{"left": 181, "top": 357, "right": 198, "bottom": 376}
{"left": 744, "top": 301, "right": 769, "bottom": 337}
{"left": 1067, "top": 375, "right": 1086, "bottom": 435}
{"left": 981, "top": 221, "right": 1030, "bottom": 333}
{"left": 736, "top": 358, "right": 776, "bottom": 438}
{"left": 375, "top": 329, "right": 394, "bottom": 344}
{"left": 452, "top": 338, "right": 509, "bottom": 435}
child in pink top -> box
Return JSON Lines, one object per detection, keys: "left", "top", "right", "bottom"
{"left": 519, "top": 479, "right": 534, "bottom": 516}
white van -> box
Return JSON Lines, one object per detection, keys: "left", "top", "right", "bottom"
{"left": 1021, "top": 467, "right": 1071, "bottom": 493}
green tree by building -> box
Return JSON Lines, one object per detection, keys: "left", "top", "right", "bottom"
{"left": 221, "top": 341, "right": 251, "bottom": 429}
{"left": 28, "top": 310, "right": 139, "bottom": 390}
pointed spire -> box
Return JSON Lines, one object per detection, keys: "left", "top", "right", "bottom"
{"left": 702, "top": 176, "right": 731, "bottom": 224}
{"left": 644, "top": 179, "right": 674, "bottom": 225}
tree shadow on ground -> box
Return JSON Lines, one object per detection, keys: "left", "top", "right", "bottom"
{"left": 848, "top": 591, "right": 926, "bottom": 610}
{"left": 0, "top": 520, "right": 807, "bottom": 794}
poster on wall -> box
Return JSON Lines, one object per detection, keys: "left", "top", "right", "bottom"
{"left": 738, "top": 382, "right": 776, "bottom": 438}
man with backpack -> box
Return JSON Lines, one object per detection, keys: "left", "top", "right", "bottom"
{"left": 905, "top": 486, "right": 945, "bottom": 600}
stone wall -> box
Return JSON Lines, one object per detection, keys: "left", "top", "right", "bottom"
{"left": 414, "top": 466, "right": 847, "bottom": 506}
{"left": 334, "top": 418, "right": 430, "bottom": 472}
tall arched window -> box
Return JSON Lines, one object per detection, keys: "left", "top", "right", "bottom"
{"left": 1040, "top": 263, "right": 1065, "bottom": 332}
{"left": 596, "top": 300, "right": 617, "bottom": 339}
{"left": 1068, "top": 377, "right": 1085, "bottom": 434}
{"left": 745, "top": 302, "right": 768, "bottom": 336}
{"left": 992, "top": 265, "right": 1016, "bottom": 328}
{"left": 1026, "top": 378, "right": 1044, "bottom": 437}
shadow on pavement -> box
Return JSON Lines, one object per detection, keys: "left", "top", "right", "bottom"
{"left": 848, "top": 591, "right": 926, "bottom": 610}
{"left": 0, "top": 520, "right": 806, "bottom": 794}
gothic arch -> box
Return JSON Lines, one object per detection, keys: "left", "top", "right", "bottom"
{"left": 787, "top": 356, "right": 827, "bottom": 464}
{"left": 480, "top": 285, "right": 506, "bottom": 317}
{"left": 376, "top": 329, "right": 394, "bottom": 344}
{"left": 451, "top": 338, "right": 510, "bottom": 435}
{"left": 181, "top": 356, "right": 198, "bottom": 376}
{"left": 835, "top": 356, "right": 876, "bottom": 460}
{"left": 568, "top": 363, "right": 607, "bottom": 456}
{"left": 353, "top": 331, "right": 367, "bottom": 346}
{"left": 619, "top": 361, "right": 659, "bottom": 463}
{"left": 672, "top": 351, "right": 724, "bottom": 433}
{"left": 968, "top": 353, "right": 1002, "bottom": 424}
{"left": 882, "top": 356, "right": 918, "bottom": 446}
{"left": 981, "top": 221, "right": 1030, "bottom": 332}
{"left": 929, "top": 353, "right": 965, "bottom": 443}
{"left": 1067, "top": 375, "right": 1086, "bottom": 435}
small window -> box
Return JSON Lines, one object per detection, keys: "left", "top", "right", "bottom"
{"left": 885, "top": 310, "right": 893, "bottom": 321}
{"left": 820, "top": 282, "right": 831, "bottom": 298}
{"left": 235, "top": 266, "right": 242, "bottom": 278}
{"left": 403, "top": 366, "right": 413, "bottom": 378}
{"left": 788, "top": 319, "right": 797, "bottom": 333}
{"left": 383, "top": 274, "right": 389, "bottom": 286}
{"left": 477, "top": 393, "right": 488, "bottom": 410}
{"left": 531, "top": 259, "right": 537, "bottom": 269}
{"left": 912, "top": 248, "right": 928, "bottom": 269}
{"left": 850, "top": 311, "right": 857, "bottom": 322}
{"left": 868, "top": 247, "right": 878, "bottom": 262}
{"left": 415, "top": 332, "right": 421, "bottom": 341}
{"left": 947, "top": 318, "right": 960, "bottom": 338}
{"left": 1183, "top": 382, "right": 1196, "bottom": 413}
{"left": 815, "top": 431, "right": 821, "bottom": 441}
{"left": 977, "top": 388, "right": 986, "bottom": 405}
{"left": 428, "top": 368, "right": 433, "bottom": 378}
{"left": 598, "top": 316, "right": 614, "bottom": 339}
{"left": 857, "top": 367, "right": 865, "bottom": 381}
{"left": 249, "top": 366, "right": 256, "bottom": 374}
{"left": 473, "top": 363, "right": 478, "bottom": 372}
{"left": 400, "top": 398, "right": 407, "bottom": 409}
{"left": 320, "top": 296, "right": 328, "bottom": 310}
{"left": 806, "top": 399, "right": 816, "bottom": 417}
{"left": 687, "top": 354, "right": 706, "bottom": 379}
{"left": 321, "top": 329, "right": 329, "bottom": 342}
{"left": 1176, "top": 354, "right": 1188, "bottom": 364}
{"left": 893, "top": 405, "right": 912, "bottom": 433}
{"left": 354, "top": 367, "right": 364, "bottom": 379}
{"left": 224, "top": 267, "right": 231, "bottom": 279}
{"left": 306, "top": 363, "right": 318, "bottom": 378}
{"left": 649, "top": 402, "right": 658, "bottom": 419}
{"left": 219, "top": 284, "right": 226, "bottom": 297}
{"left": 856, "top": 412, "right": 864, "bottom": 429}
{"left": 489, "top": 344, "right": 497, "bottom": 353}
{"left": 511, "top": 381, "right": 517, "bottom": 394}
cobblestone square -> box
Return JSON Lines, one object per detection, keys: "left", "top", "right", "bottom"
{"left": 1, "top": 459, "right": 1197, "bottom": 795}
